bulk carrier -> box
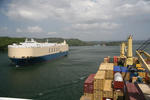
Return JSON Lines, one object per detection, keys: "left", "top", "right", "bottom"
{"left": 80, "top": 36, "right": 150, "bottom": 100}
{"left": 8, "top": 39, "right": 69, "bottom": 65}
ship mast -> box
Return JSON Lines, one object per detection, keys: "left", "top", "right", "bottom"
{"left": 125, "top": 35, "right": 133, "bottom": 66}
{"left": 120, "top": 42, "right": 126, "bottom": 58}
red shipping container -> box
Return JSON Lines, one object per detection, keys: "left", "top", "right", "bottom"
{"left": 114, "top": 81, "right": 124, "bottom": 89}
{"left": 125, "top": 83, "right": 146, "bottom": 100}
{"left": 84, "top": 74, "right": 95, "bottom": 93}
{"left": 114, "top": 56, "right": 118, "bottom": 63}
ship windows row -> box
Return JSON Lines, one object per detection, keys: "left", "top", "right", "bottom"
{"left": 49, "top": 48, "right": 60, "bottom": 53}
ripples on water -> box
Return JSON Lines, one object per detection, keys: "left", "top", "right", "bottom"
{"left": 0, "top": 45, "right": 141, "bottom": 100}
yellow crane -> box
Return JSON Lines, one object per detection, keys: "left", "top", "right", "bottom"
{"left": 125, "top": 35, "right": 133, "bottom": 66}
{"left": 136, "top": 39, "right": 150, "bottom": 73}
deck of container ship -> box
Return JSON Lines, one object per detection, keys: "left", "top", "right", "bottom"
{"left": 80, "top": 36, "right": 150, "bottom": 100}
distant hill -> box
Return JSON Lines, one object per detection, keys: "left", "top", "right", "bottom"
{"left": 0, "top": 37, "right": 97, "bottom": 51}
{"left": 0, "top": 37, "right": 146, "bottom": 51}
{"left": 100, "top": 40, "right": 144, "bottom": 46}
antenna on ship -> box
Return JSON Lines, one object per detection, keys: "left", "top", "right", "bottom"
{"left": 63, "top": 40, "right": 66, "bottom": 44}
{"left": 25, "top": 38, "right": 28, "bottom": 42}
{"left": 46, "top": 39, "right": 49, "bottom": 43}
{"left": 31, "top": 38, "right": 34, "bottom": 42}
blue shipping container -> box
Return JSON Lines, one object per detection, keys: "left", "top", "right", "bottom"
{"left": 114, "top": 66, "right": 121, "bottom": 72}
{"left": 121, "top": 67, "right": 129, "bottom": 72}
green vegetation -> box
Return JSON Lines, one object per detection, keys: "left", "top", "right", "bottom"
{"left": 100, "top": 41, "right": 122, "bottom": 46}
{"left": 0, "top": 37, "right": 142, "bottom": 51}
{"left": 0, "top": 37, "right": 24, "bottom": 51}
{"left": 0, "top": 37, "right": 96, "bottom": 51}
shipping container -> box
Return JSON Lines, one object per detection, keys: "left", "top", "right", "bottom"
{"left": 109, "top": 57, "right": 114, "bottom": 63}
{"left": 84, "top": 93, "right": 94, "bottom": 100}
{"left": 113, "top": 66, "right": 121, "bottom": 73}
{"left": 103, "top": 80, "right": 113, "bottom": 98}
{"left": 114, "top": 56, "right": 118, "bottom": 63}
{"left": 125, "top": 83, "right": 146, "bottom": 100}
{"left": 114, "top": 89, "right": 124, "bottom": 97}
{"left": 104, "top": 57, "right": 109, "bottom": 63}
{"left": 80, "top": 95, "right": 91, "bottom": 100}
{"left": 120, "top": 66, "right": 128, "bottom": 72}
{"left": 94, "top": 71, "right": 105, "bottom": 90}
{"left": 93, "top": 90, "right": 103, "bottom": 100}
{"left": 136, "top": 64, "right": 141, "bottom": 68}
{"left": 99, "top": 63, "right": 114, "bottom": 79}
{"left": 84, "top": 74, "right": 95, "bottom": 93}
{"left": 114, "top": 81, "right": 124, "bottom": 89}
{"left": 138, "top": 84, "right": 150, "bottom": 100}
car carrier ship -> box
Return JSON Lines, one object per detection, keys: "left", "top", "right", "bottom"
{"left": 8, "top": 39, "right": 69, "bottom": 65}
{"left": 80, "top": 35, "right": 150, "bottom": 100}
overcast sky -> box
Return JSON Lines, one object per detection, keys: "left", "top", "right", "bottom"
{"left": 0, "top": 0, "right": 150, "bottom": 41}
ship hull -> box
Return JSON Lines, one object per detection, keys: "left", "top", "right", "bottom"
{"left": 9, "top": 51, "right": 68, "bottom": 66}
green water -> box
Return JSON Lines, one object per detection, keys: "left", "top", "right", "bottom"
{"left": 0, "top": 46, "right": 140, "bottom": 100}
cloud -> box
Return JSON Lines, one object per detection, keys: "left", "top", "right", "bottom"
{"left": 71, "top": 23, "right": 99, "bottom": 30}
{"left": 0, "top": 27, "right": 9, "bottom": 35}
{"left": 100, "top": 22, "right": 120, "bottom": 30}
{"left": 0, "top": 27, "right": 8, "bottom": 32}
{"left": 48, "top": 32, "right": 57, "bottom": 34}
{"left": 4, "top": 0, "right": 150, "bottom": 22}
{"left": 16, "top": 26, "right": 43, "bottom": 33}
{"left": 1, "top": 0, "right": 150, "bottom": 40}
{"left": 66, "top": 22, "right": 119, "bottom": 31}
{"left": 16, "top": 28, "right": 22, "bottom": 33}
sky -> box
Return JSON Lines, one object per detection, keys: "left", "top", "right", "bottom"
{"left": 0, "top": 0, "right": 150, "bottom": 41}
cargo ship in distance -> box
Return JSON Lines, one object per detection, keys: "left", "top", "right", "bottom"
{"left": 8, "top": 39, "right": 69, "bottom": 65}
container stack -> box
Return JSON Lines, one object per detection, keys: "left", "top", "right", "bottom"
{"left": 82, "top": 74, "right": 95, "bottom": 100}
{"left": 104, "top": 57, "right": 109, "bottom": 63}
{"left": 109, "top": 57, "right": 114, "bottom": 63}
{"left": 125, "top": 83, "right": 146, "bottom": 100}
{"left": 95, "top": 63, "right": 114, "bottom": 100}
{"left": 103, "top": 80, "right": 113, "bottom": 100}
{"left": 113, "top": 89, "right": 124, "bottom": 100}
{"left": 113, "top": 72, "right": 124, "bottom": 100}
{"left": 80, "top": 95, "right": 91, "bottom": 100}
{"left": 113, "top": 66, "right": 121, "bottom": 74}
{"left": 93, "top": 71, "right": 105, "bottom": 100}
{"left": 99, "top": 63, "right": 114, "bottom": 80}
{"left": 114, "top": 56, "right": 118, "bottom": 66}
{"left": 113, "top": 72, "right": 124, "bottom": 89}
{"left": 138, "top": 84, "right": 150, "bottom": 100}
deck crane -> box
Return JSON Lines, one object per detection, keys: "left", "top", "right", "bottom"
{"left": 136, "top": 38, "right": 150, "bottom": 73}
{"left": 125, "top": 35, "right": 134, "bottom": 66}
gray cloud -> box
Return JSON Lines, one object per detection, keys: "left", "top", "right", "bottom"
{"left": 2, "top": 0, "right": 150, "bottom": 40}
{"left": 16, "top": 26, "right": 43, "bottom": 33}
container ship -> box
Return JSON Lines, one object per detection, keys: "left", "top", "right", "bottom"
{"left": 8, "top": 39, "right": 69, "bottom": 65}
{"left": 80, "top": 36, "right": 150, "bottom": 100}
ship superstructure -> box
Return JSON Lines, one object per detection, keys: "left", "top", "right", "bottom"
{"left": 8, "top": 39, "right": 69, "bottom": 65}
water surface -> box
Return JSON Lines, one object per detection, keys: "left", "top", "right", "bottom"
{"left": 0, "top": 45, "right": 140, "bottom": 100}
